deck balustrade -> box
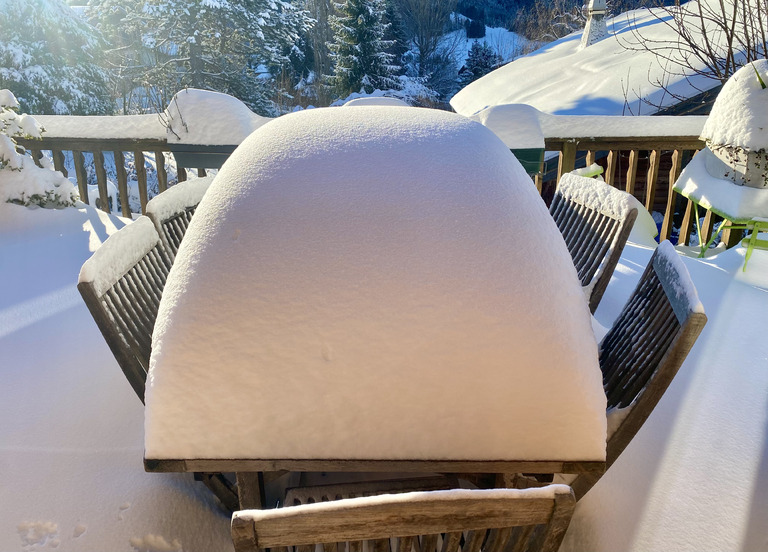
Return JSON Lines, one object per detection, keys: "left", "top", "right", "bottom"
{"left": 16, "top": 112, "right": 731, "bottom": 248}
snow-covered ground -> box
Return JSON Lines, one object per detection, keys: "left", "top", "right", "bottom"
{"left": 2, "top": 196, "right": 767, "bottom": 550}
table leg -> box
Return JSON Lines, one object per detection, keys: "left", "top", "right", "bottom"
{"left": 236, "top": 472, "right": 266, "bottom": 510}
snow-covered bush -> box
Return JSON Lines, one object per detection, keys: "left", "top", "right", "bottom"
{"left": 0, "top": 89, "right": 78, "bottom": 208}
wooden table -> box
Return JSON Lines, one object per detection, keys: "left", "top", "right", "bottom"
{"left": 143, "top": 107, "right": 607, "bottom": 509}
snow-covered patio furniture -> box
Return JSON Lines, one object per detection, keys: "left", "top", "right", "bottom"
{"left": 549, "top": 174, "right": 638, "bottom": 313}
{"left": 231, "top": 487, "right": 576, "bottom": 552}
{"left": 283, "top": 476, "right": 460, "bottom": 507}
{"left": 567, "top": 241, "right": 707, "bottom": 500}
{"left": 145, "top": 176, "right": 214, "bottom": 260}
{"left": 143, "top": 106, "right": 607, "bottom": 510}
{"left": 76, "top": 216, "right": 240, "bottom": 511}
{"left": 77, "top": 217, "right": 171, "bottom": 403}
{"left": 672, "top": 60, "right": 768, "bottom": 262}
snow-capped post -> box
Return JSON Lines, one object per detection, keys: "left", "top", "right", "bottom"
{"left": 700, "top": 60, "right": 768, "bottom": 189}
{"left": 580, "top": 0, "right": 607, "bottom": 49}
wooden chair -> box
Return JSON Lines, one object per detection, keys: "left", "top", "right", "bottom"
{"left": 77, "top": 216, "right": 171, "bottom": 404}
{"left": 284, "top": 476, "right": 460, "bottom": 507}
{"left": 77, "top": 216, "right": 239, "bottom": 512}
{"left": 145, "top": 176, "right": 212, "bottom": 260}
{"left": 549, "top": 173, "right": 638, "bottom": 313}
{"left": 232, "top": 486, "right": 576, "bottom": 552}
{"left": 563, "top": 241, "right": 707, "bottom": 499}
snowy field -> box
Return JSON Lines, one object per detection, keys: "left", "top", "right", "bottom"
{"left": 2, "top": 198, "right": 767, "bottom": 551}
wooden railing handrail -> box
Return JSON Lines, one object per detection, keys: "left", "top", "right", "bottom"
{"left": 14, "top": 112, "right": 723, "bottom": 250}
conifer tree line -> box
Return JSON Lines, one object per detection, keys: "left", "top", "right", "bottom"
{"left": 1, "top": 0, "right": 512, "bottom": 116}
{"left": 3, "top": 0, "right": 754, "bottom": 117}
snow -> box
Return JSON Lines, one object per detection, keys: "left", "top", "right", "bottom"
{"left": 164, "top": 88, "right": 272, "bottom": 145}
{"left": 450, "top": 2, "right": 726, "bottom": 116}
{"left": 700, "top": 59, "right": 768, "bottom": 150}
{"left": 468, "top": 104, "right": 545, "bottom": 149}
{"left": 237, "top": 486, "right": 573, "bottom": 519}
{"left": 0, "top": 202, "right": 232, "bottom": 552}
{"left": 445, "top": 21, "right": 529, "bottom": 66}
{"left": 145, "top": 106, "right": 607, "bottom": 462}
{"left": 672, "top": 147, "right": 768, "bottom": 221}
{"left": 654, "top": 240, "right": 705, "bottom": 315}
{"left": 343, "top": 96, "right": 410, "bottom": 107}
{"left": 463, "top": 102, "right": 706, "bottom": 149}
{"left": 77, "top": 216, "right": 161, "bottom": 297}
{"left": 32, "top": 114, "right": 166, "bottom": 141}
{"left": 0, "top": 155, "right": 78, "bottom": 206}
{"left": 557, "top": 172, "right": 659, "bottom": 248}
{"left": 560, "top": 241, "right": 768, "bottom": 552}
{"left": 144, "top": 176, "right": 214, "bottom": 222}
{"left": 3, "top": 169, "right": 768, "bottom": 550}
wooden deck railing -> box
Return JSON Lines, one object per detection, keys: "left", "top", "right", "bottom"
{"left": 15, "top": 112, "right": 731, "bottom": 248}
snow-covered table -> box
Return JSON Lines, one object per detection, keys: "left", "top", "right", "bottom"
{"left": 143, "top": 107, "right": 607, "bottom": 503}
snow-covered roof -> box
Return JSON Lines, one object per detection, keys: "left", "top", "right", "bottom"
{"left": 451, "top": 1, "right": 723, "bottom": 117}
{"left": 145, "top": 106, "right": 606, "bottom": 462}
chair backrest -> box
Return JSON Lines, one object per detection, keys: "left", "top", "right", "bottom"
{"left": 145, "top": 176, "right": 213, "bottom": 259}
{"left": 77, "top": 217, "right": 171, "bottom": 403}
{"left": 284, "top": 476, "right": 460, "bottom": 507}
{"left": 549, "top": 174, "right": 638, "bottom": 313}
{"left": 232, "top": 486, "right": 576, "bottom": 552}
{"left": 570, "top": 241, "right": 707, "bottom": 499}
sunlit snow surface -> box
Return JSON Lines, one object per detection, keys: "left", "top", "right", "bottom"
{"left": 145, "top": 106, "right": 606, "bottom": 463}
{"left": 2, "top": 195, "right": 768, "bottom": 551}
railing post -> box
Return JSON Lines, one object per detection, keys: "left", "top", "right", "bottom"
{"left": 135, "top": 150, "right": 148, "bottom": 214}
{"left": 558, "top": 141, "right": 577, "bottom": 182}
{"left": 625, "top": 150, "right": 638, "bottom": 196}
{"left": 660, "top": 149, "right": 683, "bottom": 242}
{"left": 605, "top": 150, "right": 617, "bottom": 187}
{"left": 645, "top": 149, "right": 660, "bottom": 211}
{"left": 679, "top": 199, "right": 695, "bottom": 246}
{"left": 94, "top": 151, "right": 110, "bottom": 213}
{"left": 155, "top": 150, "right": 168, "bottom": 193}
{"left": 52, "top": 150, "right": 67, "bottom": 177}
{"left": 72, "top": 150, "right": 89, "bottom": 205}
{"left": 114, "top": 151, "right": 131, "bottom": 218}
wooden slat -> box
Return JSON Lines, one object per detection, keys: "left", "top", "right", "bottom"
{"left": 72, "top": 150, "right": 89, "bottom": 204}
{"left": 701, "top": 210, "right": 716, "bottom": 247}
{"left": 240, "top": 495, "right": 560, "bottom": 547}
{"left": 645, "top": 149, "right": 660, "bottom": 211}
{"left": 178, "top": 166, "right": 188, "bottom": 182}
{"left": 679, "top": 198, "right": 695, "bottom": 245}
{"left": 236, "top": 471, "right": 265, "bottom": 510}
{"left": 197, "top": 168, "right": 207, "bottom": 177}
{"left": 145, "top": 458, "right": 605, "bottom": 474}
{"left": 94, "top": 150, "right": 110, "bottom": 213}
{"left": 557, "top": 141, "right": 577, "bottom": 181}
{"left": 155, "top": 150, "right": 168, "bottom": 193}
{"left": 585, "top": 150, "right": 595, "bottom": 166}
{"left": 625, "top": 149, "right": 639, "bottom": 196}
{"left": 114, "top": 151, "right": 131, "bottom": 217}
{"left": 605, "top": 150, "right": 617, "bottom": 187}
{"left": 30, "top": 148, "right": 43, "bottom": 168}
{"left": 52, "top": 150, "right": 67, "bottom": 176}
{"left": 135, "top": 150, "right": 148, "bottom": 213}
{"left": 660, "top": 149, "right": 683, "bottom": 241}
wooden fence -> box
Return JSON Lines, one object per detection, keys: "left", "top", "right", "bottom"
{"left": 16, "top": 113, "right": 729, "bottom": 247}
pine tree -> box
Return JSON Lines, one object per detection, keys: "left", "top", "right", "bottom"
{"left": 87, "top": 0, "right": 313, "bottom": 116}
{"left": 459, "top": 41, "right": 501, "bottom": 87}
{"left": 0, "top": 0, "right": 112, "bottom": 114}
{"left": 329, "top": 0, "right": 401, "bottom": 98}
